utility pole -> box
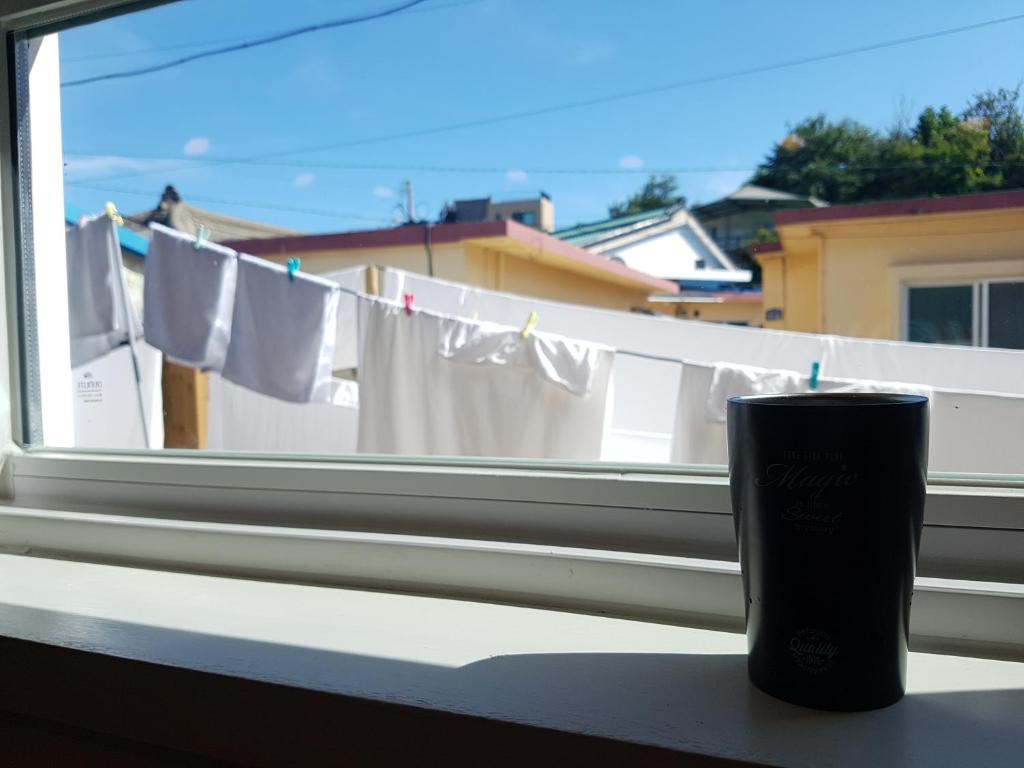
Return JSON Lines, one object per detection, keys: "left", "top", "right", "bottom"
{"left": 403, "top": 180, "right": 416, "bottom": 223}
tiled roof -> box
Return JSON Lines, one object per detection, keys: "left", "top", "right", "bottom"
{"left": 125, "top": 185, "right": 299, "bottom": 243}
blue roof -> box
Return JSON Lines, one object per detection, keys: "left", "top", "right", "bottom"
{"left": 65, "top": 203, "right": 149, "bottom": 257}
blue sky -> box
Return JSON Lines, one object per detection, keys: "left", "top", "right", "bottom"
{"left": 57, "top": 0, "right": 1024, "bottom": 233}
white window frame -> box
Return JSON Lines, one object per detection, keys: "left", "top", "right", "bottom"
{"left": 0, "top": 0, "right": 1022, "bottom": 659}
{"left": 902, "top": 277, "right": 1024, "bottom": 348}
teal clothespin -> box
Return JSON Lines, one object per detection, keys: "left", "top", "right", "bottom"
{"left": 193, "top": 225, "right": 209, "bottom": 250}
{"left": 287, "top": 257, "right": 301, "bottom": 282}
{"left": 809, "top": 361, "right": 821, "bottom": 391}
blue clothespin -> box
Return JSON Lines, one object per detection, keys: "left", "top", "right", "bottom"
{"left": 193, "top": 225, "right": 209, "bottom": 250}
{"left": 809, "top": 361, "right": 821, "bottom": 391}
{"left": 287, "top": 257, "right": 301, "bottom": 282}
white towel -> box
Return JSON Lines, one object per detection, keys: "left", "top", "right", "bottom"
{"left": 143, "top": 223, "right": 237, "bottom": 370}
{"left": 357, "top": 298, "right": 613, "bottom": 459}
{"left": 65, "top": 214, "right": 141, "bottom": 366}
{"left": 222, "top": 254, "right": 339, "bottom": 403}
{"left": 705, "top": 361, "right": 807, "bottom": 423}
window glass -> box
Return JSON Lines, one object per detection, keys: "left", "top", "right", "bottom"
{"left": 9, "top": 0, "right": 1024, "bottom": 476}
{"left": 987, "top": 281, "right": 1024, "bottom": 350}
{"left": 907, "top": 286, "right": 974, "bottom": 345}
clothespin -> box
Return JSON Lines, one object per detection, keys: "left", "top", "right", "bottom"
{"left": 193, "top": 225, "right": 210, "bottom": 250}
{"left": 287, "top": 257, "right": 301, "bottom": 282}
{"left": 809, "top": 361, "right": 821, "bottom": 391}
{"left": 104, "top": 201, "right": 124, "bottom": 227}
{"left": 403, "top": 292, "right": 415, "bottom": 316}
{"left": 520, "top": 311, "right": 540, "bottom": 340}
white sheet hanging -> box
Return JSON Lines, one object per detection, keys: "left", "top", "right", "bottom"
{"left": 143, "top": 223, "right": 238, "bottom": 371}
{"left": 670, "top": 362, "right": 723, "bottom": 465}
{"left": 206, "top": 374, "right": 359, "bottom": 454}
{"left": 671, "top": 361, "right": 1023, "bottom": 473}
{"left": 704, "top": 361, "right": 807, "bottom": 423}
{"left": 65, "top": 214, "right": 142, "bottom": 367}
{"left": 222, "top": 255, "right": 339, "bottom": 403}
{"left": 357, "top": 298, "right": 613, "bottom": 459}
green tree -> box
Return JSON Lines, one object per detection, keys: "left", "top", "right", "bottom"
{"left": 609, "top": 174, "right": 685, "bottom": 217}
{"left": 751, "top": 115, "right": 883, "bottom": 203}
{"left": 961, "top": 85, "right": 1024, "bottom": 188}
{"left": 752, "top": 88, "right": 1022, "bottom": 203}
{"left": 879, "top": 106, "right": 999, "bottom": 198}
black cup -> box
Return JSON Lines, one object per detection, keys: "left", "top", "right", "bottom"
{"left": 727, "top": 393, "right": 928, "bottom": 711}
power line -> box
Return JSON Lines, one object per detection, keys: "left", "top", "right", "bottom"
{"left": 60, "top": 0, "right": 432, "bottom": 88}
{"left": 65, "top": 182, "right": 393, "bottom": 223}
{"left": 75, "top": 11, "right": 1024, "bottom": 183}
{"left": 63, "top": 151, "right": 1024, "bottom": 180}
{"left": 64, "top": 152, "right": 754, "bottom": 177}
{"left": 61, "top": 0, "right": 487, "bottom": 63}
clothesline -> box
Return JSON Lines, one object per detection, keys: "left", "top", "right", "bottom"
{"left": 144, "top": 225, "right": 994, "bottom": 394}
{"left": 326, "top": 279, "right": 697, "bottom": 367}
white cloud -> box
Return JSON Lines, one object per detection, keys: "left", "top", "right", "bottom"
{"left": 506, "top": 169, "right": 529, "bottom": 183}
{"left": 373, "top": 185, "right": 396, "bottom": 199}
{"left": 182, "top": 137, "right": 211, "bottom": 156}
{"left": 293, "top": 172, "right": 315, "bottom": 188}
{"left": 618, "top": 154, "right": 644, "bottom": 170}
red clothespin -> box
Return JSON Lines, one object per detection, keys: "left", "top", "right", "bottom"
{"left": 403, "top": 293, "right": 415, "bottom": 316}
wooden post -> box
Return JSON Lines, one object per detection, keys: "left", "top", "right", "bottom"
{"left": 161, "top": 361, "right": 208, "bottom": 449}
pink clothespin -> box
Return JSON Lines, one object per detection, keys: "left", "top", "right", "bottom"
{"left": 403, "top": 293, "right": 415, "bottom": 316}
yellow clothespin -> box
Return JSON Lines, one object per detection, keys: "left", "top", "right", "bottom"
{"left": 104, "top": 201, "right": 124, "bottom": 227}
{"left": 521, "top": 311, "right": 540, "bottom": 340}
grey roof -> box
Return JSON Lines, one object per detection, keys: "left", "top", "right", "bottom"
{"left": 692, "top": 184, "right": 828, "bottom": 219}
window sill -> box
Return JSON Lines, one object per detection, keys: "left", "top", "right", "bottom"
{"left": 0, "top": 553, "right": 1021, "bottom": 767}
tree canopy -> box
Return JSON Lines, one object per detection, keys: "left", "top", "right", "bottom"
{"left": 608, "top": 174, "right": 685, "bottom": 217}
{"left": 752, "top": 86, "right": 1024, "bottom": 203}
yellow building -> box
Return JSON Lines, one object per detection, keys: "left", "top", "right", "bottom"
{"left": 225, "top": 219, "right": 678, "bottom": 313}
{"left": 753, "top": 191, "right": 1024, "bottom": 348}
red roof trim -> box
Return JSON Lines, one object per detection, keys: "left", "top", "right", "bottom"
{"left": 748, "top": 241, "right": 782, "bottom": 255}
{"left": 222, "top": 221, "right": 508, "bottom": 254}
{"left": 775, "top": 190, "right": 1024, "bottom": 227}
{"left": 224, "top": 220, "right": 679, "bottom": 294}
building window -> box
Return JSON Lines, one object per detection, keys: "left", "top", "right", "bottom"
{"left": 906, "top": 280, "right": 1024, "bottom": 349}
{"left": 511, "top": 211, "right": 537, "bottom": 227}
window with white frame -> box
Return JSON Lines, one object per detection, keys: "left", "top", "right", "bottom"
{"left": 2, "top": 0, "right": 1022, "bottom": 484}
{"left": 905, "top": 280, "right": 1024, "bottom": 350}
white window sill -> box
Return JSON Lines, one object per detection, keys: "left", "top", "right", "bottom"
{"left": 0, "top": 553, "right": 1021, "bottom": 767}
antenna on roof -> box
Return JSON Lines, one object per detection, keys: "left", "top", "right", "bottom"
{"left": 403, "top": 180, "right": 416, "bottom": 224}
